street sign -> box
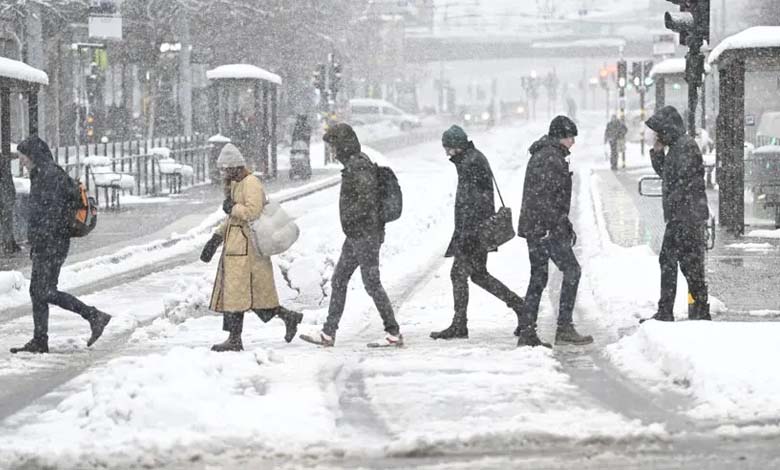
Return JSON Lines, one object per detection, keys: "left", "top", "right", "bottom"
{"left": 653, "top": 33, "right": 677, "bottom": 56}
{"left": 89, "top": 0, "right": 122, "bottom": 40}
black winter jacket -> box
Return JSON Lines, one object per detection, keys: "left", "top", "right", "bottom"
{"left": 20, "top": 137, "right": 78, "bottom": 254}
{"left": 517, "top": 136, "right": 573, "bottom": 239}
{"left": 646, "top": 106, "right": 709, "bottom": 224}
{"left": 339, "top": 153, "right": 384, "bottom": 240}
{"left": 445, "top": 142, "right": 495, "bottom": 257}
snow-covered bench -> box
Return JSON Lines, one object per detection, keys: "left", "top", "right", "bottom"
{"left": 150, "top": 147, "right": 194, "bottom": 194}
{"left": 83, "top": 156, "right": 136, "bottom": 210}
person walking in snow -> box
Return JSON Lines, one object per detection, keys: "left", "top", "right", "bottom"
{"left": 10, "top": 136, "right": 111, "bottom": 354}
{"left": 517, "top": 116, "right": 593, "bottom": 347}
{"left": 604, "top": 115, "right": 627, "bottom": 170}
{"left": 430, "top": 125, "right": 531, "bottom": 342}
{"left": 641, "top": 106, "right": 710, "bottom": 323}
{"left": 300, "top": 123, "right": 402, "bottom": 348}
{"left": 201, "top": 143, "right": 304, "bottom": 352}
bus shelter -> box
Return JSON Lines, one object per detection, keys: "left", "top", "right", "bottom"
{"left": 710, "top": 26, "right": 780, "bottom": 234}
{"left": 0, "top": 57, "right": 48, "bottom": 254}
{"left": 649, "top": 57, "right": 710, "bottom": 123}
{"left": 206, "top": 64, "right": 281, "bottom": 179}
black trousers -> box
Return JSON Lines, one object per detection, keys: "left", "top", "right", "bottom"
{"left": 450, "top": 251, "right": 524, "bottom": 322}
{"left": 323, "top": 236, "right": 398, "bottom": 337}
{"left": 609, "top": 141, "right": 619, "bottom": 170}
{"left": 658, "top": 221, "right": 708, "bottom": 316}
{"left": 29, "top": 244, "right": 94, "bottom": 340}
{"left": 522, "top": 235, "right": 581, "bottom": 327}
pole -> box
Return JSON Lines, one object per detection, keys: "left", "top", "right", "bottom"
{"left": 640, "top": 61, "right": 646, "bottom": 156}
{"left": 685, "top": 40, "right": 704, "bottom": 135}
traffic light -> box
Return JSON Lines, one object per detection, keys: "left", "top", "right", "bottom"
{"left": 599, "top": 67, "right": 609, "bottom": 89}
{"left": 617, "top": 60, "right": 627, "bottom": 89}
{"left": 632, "top": 62, "right": 642, "bottom": 87}
{"left": 312, "top": 64, "right": 325, "bottom": 91}
{"left": 664, "top": 0, "right": 709, "bottom": 46}
{"left": 330, "top": 62, "right": 342, "bottom": 95}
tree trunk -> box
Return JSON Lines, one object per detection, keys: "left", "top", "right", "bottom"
{"left": 178, "top": 15, "right": 193, "bottom": 136}
{"left": 26, "top": 3, "right": 46, "bottom": 139}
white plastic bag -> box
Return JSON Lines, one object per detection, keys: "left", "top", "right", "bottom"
{"left": 249, "top": 200, "right": 300, "bottom": 256}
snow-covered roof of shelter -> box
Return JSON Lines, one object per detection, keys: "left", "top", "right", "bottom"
{"left": 709, "top": 27, "right": 780, "bottom": 65}
{"left": 206, "top": 64, "right": 282, "bottom": 85}
{"left": 208, "top": 134, "right": 231, "bottom": 143}
{"left": 0, "top": 57, "right": 48, "bottom": 86}
{"left": 349, "top": 98, "right": 393, "bottom": 107}
{"left": 650, "top": 58, "right": 711, "bottom": 78}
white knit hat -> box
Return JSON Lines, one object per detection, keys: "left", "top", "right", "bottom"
{"left": 217, "top": 143, "right": 247, "bottom": 169}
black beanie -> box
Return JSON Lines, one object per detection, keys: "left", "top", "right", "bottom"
{"left": 548, "top": 115, "right": 578, "bottom": 139}
{"left": 442, "top": 125, "right": 469, "bottom": 149}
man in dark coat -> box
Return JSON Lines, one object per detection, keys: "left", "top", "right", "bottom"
{"left": 642, "top": 106, "right": 710, "bottom": 322}
{"left": 430, "top": 125, "right": 535, "bottom": 343}
{"left": 517, "top": 116, "right": 593, "bottom": 347}
{"left": 302, "top": 123, "right": 402, "bottom": 347}
{"left": 604, "top": 115, "right": 627, "bottom": 170}
{"left": 10, "top": 136, "right": 111, "bottom": 354}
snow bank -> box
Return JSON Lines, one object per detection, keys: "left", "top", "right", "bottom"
{"left": 709, "top": 26, "right": 780, "bottom": 65}
{"left": 607, "top": 321, "right": 780, "bottom": 423}
{"left": 0, "top": 347, "right": 337, "bottom": 468}
{"left": 0, "top": 271, "right": 25, "bottom": 296}
{"left": 0, "top": 56, "right": 49, "bottom": 85}
{"left": 206, "top": 64, "right": 282, "bottom": 85}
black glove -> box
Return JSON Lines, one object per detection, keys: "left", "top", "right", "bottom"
{"left": 222, "top": 198, "right": 235, "bottom": 215}
{"left": 200, "top": 234, "right": 223, "bottom": 263}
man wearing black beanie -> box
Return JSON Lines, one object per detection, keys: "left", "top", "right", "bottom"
{"left": 431, "top": 125, "right": 535, "bottom": 344}
{"left": 516, "top": 116, "right": 593, "bottom": 347}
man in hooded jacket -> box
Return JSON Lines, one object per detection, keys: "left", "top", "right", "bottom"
{"left": 10, "top": 136, "right": 111, "bottom": 354}
{"left": 301, "top": 123, "right": 402, "bottom": 348}
{"left": 430, "top": 125, "right": 534, "bottom": 343}
{"left": 642, "top": 106, "right": 711, "bottom": 322}
{"left": 517, "top": 116, "right": 593, "bottom": 347}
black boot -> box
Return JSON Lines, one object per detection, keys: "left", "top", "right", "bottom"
{"left": 212, "top": 313, "right": 244, "bottom": 352}
{"left": 10, "top": 336, "right": 49, "bottom": 354}
{"left": 87, "top": 309, "right": 112, "bottom": 347}
{"left": 639, "top": 311, "right": 674, "bottom": 324}
{"left": 689, "top": 303, "right": 712, "bottom": 321}
{"left": 516, "top": 327, "right": 551, "bottom": 348}
{"left": 430, "top": 316, "right": 468, "bottom": 340}
{"left": 510, "top": 298, "right": 527, "bottom": 337}
{"left": 555, "top": 324, "right": 594, "bottom": 346}
{"left": 277, "top": 307, "right": 304, "bottom": 343}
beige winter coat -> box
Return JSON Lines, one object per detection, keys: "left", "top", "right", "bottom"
{"left": 209, "top": 174, "right": 280, "bottom": 312}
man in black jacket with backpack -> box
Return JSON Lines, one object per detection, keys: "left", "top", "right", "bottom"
{"left": 430, "top": 125, "right": 535, "bottom": 344}
{"left": 10, "top": 136, "right": 111, "bottom": 354}
{"left": 301, "top": 123, "right": 402, "bottom": 348}
{"left": 517, "top": 116, "right": 593, "bottom": 347}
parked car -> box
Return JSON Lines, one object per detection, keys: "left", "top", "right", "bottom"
{"left": 347, "top": 99, "right": 421, "bottom": 130}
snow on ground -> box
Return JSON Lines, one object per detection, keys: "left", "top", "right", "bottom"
{"left": 0, "top": 121, "right": 667, "bottom": 468}
{"left": 746, "top": 228, "right": 780, "bottom": 239}
{"left": 2, "top": 116, "right": 777, "bottom": 468}
{"left": 606, "top": 321, "right": 780, "bottom": 423}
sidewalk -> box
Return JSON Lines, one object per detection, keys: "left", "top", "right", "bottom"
{"left": 0, "top": 168, "right": 340, "bottom": 275}
{"left": 595, "top": 164, "right": 780, "bottom": 315}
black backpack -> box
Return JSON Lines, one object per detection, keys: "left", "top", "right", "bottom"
{"left": 376, "top": 165, "right": 402, "bottom": 223}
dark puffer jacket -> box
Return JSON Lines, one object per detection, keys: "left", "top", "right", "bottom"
{"left": 324, "top": 124, "right": 384, "bottom": 239}
{"left": 445, "top": 142, "right": 496, "bottom": 257}
{"left": 646, "top": 106, "right": 709, "bottom": 224}
{"left": 18, "top": 136, "right": 78, "bottom": 254}
{"left": 517, "top": 136, "right": 573, "bottom": 239}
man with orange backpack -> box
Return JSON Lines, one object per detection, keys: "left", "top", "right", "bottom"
{"left": 10, "top": 136, "right": 111, "bottom": 354}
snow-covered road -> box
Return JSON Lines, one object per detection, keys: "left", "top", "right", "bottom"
{"left": 2, "top": 117, "right": 779, "bottom": 469}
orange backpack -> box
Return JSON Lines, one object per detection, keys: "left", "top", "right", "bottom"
{"left": 70, "top": 179, "right": 98, "bottom": 238}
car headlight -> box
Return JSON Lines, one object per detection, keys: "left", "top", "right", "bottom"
{"left": 464, "top": 113, "right": 472, "bottom": 121}
{"left": 481, "top": 112, "right": 490, "bottom": 121}
{"left": 516, "top": 106, "right": 525, "bottom": 114}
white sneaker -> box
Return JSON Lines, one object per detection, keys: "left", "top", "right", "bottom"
{"left": 367, "top": 333, "right": 404, "bottom": 348}
{"left": 299, "top": 330, "right": 335, "bottom": 347}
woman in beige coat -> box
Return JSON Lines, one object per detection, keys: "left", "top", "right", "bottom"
{"left": 200, "top": 143, "right": 303, "bottom": 352}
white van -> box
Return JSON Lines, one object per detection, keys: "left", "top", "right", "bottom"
{"left": 348, "top": 99, "right": 421, "bottom": 130}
